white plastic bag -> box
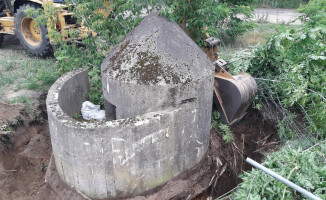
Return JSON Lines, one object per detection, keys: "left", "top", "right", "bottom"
{"left": 81, "top": 101, "right": 106, "bottom": 121}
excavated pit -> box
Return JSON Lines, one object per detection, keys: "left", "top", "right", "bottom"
{"left": 0, "top": 11, "right": 280, "bottom": 200}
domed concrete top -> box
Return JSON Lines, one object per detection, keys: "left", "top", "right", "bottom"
{"left": 102, "top": 12, "right": 214, "bottom": 86}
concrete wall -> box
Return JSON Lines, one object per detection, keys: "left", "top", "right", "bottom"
{"left": 47, "top": 68, "right": 211, "bottom": 199}
{"left": 57, "top": 69, "right": 90, "bottom": 117}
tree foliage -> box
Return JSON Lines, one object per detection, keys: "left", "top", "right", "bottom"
{"left": 38, "top": 0, "right": 255, "bottom": 105}
{"left": 160, "top": 0, "right": 255, "bottom": 45}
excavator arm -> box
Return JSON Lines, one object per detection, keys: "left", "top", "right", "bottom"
{"left": 204, "top": 37, "right": 257, "bottom": 125}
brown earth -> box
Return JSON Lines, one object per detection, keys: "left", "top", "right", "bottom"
{"left": 0, "top": 102, "right": 23, "bottom": 128}
{"left": 0, "top": 97, "right": 279, "bottom": 200}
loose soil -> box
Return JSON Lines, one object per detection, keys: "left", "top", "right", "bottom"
{"left": 0, "top": 102, "right": 23, "bottom": 129}
{"left": 0, "top": 97, "right": 279, "bottom": 200}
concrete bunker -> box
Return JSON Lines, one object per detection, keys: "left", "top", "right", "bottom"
{"left": 47, "top": 13, "right": 214, "bottom": 199}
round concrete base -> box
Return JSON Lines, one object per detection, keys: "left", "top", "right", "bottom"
{"left": 46, "top": 68, "right": 211, "bottom": 199}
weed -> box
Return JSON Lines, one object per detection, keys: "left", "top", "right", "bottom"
{"left": 0, "top": 124, "right": 13, "bottom": 133}
{"left": 0, "top": 135, "right": 11, "bottom": 146}
{"left": 212, "top": 110, "right": 235, "bottom": 143}
{"left": 219, "top": 123, "right": 235, "bottom": 143}
{"left": 73, "top": 113, "right": 83, "bottom": 120}
{"left": 26, "top": 79, "right": 39, "bottom": 90}
{"left": 0, "top": 124, "right": 13, "bottom": 148}
{"left": 0, "top": 73, "right": 15, "bottom": 86}
{"left": 7, "top": 116, "right": 23, "bottom": 127}
{"left": 218, "top": 23, "right": 282, "bottom": 62}
{"left": 256, "top": 13, "right": 269, "bottom": 23}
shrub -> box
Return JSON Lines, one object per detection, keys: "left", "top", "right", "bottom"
{"left": 161, "top": 0, "right": 255, "bottom": 46}
{"left": 233, "top": 142, "right": 326, "bottom": 200}
{"left": 211, "top": 111, "right": 234, "bottom": 143}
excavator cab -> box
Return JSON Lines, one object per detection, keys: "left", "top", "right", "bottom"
{"left": 205, "top": 37, "right": 257, "bottom": 125}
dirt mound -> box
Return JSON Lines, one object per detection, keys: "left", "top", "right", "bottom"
{"left": 0, "top": 102, "right": 23, "bottom": 128}
{"left": 0, "top": 107, "right": 278, "bottom": 200}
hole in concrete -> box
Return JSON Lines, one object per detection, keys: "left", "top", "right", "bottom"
{"left": 181, "top": 98, "right": 197, "bottom": 104}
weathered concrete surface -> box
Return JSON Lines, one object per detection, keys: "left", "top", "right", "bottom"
{"left": 47, "top": 12, "right": 214, "bottom": 200}
{"left": 47, "top": 69, "right": 211, "bottom": 199}
{"left": 102, "top": 12, "right": 214, "bottom": 119}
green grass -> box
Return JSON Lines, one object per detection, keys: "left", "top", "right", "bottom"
{"left": 0, "top": 39, "right": 57, "bottom": 101}
{"left": 219, "top": 22, "right": 299, "bottom": 60}
{"left": 253, "top": 0, "right": 309, "bottom": 8}
{"left": 9, "top": 96, "right": 32, "bottom": 105}
{"left": 219, "top": 23, "right": 277, "bottom": 59}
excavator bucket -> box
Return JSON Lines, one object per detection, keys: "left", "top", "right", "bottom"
{"left": 213, "top": 67, "right": 257, "bottom": 125}
{"left": 205, "top": 37, "right": 257, "bottom": 125}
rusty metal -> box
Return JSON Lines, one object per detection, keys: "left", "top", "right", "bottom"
{"left": 204, "top": 37, "right": 220, "bottom": 61}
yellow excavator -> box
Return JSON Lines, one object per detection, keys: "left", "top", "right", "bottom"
{"left": 0, "top": 0, "right": 91, "bottom": 56}
{"left": 0, "top": 0, "right": 257, "bottom": 124}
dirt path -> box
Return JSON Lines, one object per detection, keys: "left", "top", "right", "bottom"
{"left": 254, "top": 8, "right": 302, "bottom": 25}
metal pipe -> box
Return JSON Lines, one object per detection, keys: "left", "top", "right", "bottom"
{"left": 246, "top": 157, "right": 322, "bottom": 200}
